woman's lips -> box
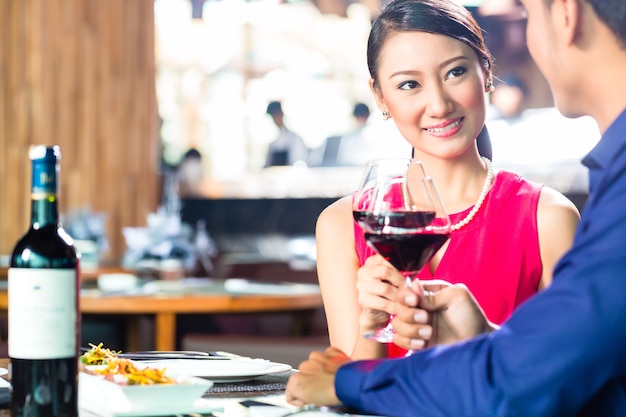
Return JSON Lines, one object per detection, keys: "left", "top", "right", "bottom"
{"left": 424, "top": 118, "right": 463, "bottom": 137}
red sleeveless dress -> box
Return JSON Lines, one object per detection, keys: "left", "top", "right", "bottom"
{"left": 353, "top": 171, "right": 543, "bottom": 357}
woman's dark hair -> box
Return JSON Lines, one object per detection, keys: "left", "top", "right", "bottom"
{"left": 367, "top": 0, "right": 494, "bottom": 90}
{"left": 475, "top": 125, "right": 492, "bottom": 161}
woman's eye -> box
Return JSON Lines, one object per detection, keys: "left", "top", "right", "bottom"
{"left": 398, "top": 80, "right": 419, "bottom": 90}
{"left": 447, "top": 67, "right": 467, "bottom": 79}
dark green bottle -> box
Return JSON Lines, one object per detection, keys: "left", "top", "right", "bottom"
{"left": 8, "top": 146, "right": 79, "bottom": 417}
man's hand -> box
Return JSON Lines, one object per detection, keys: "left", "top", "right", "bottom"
{"left": 392, "top": 280, "right": 497, "bottom": 350}
{"left": 285, "top": 347, "right": 352, "bottom": 407}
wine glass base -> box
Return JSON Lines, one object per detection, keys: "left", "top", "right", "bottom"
{"left": 362, "top": 325, "right": 394, "bottom": 343}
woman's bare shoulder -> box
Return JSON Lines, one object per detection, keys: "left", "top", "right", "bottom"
{"left": 317, "top": 195, "right": 353, "bottom": 230}
{"left": 537, "top": 186, "right": 581, "bottom": 222}
{"left": 536, "top": 187, "right": 581, "bottom": 287}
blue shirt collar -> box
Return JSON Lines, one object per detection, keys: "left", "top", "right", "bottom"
{"left": 582, "top": 108, "right": 626, "bottom": 192}
{"left": 582, "top": 108, "right": 626, "bottom": 171}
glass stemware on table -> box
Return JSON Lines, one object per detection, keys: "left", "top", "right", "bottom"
{"left": 353, "top": 158, "right": 451, "bottom": 343}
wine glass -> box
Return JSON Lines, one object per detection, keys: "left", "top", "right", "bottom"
{"left": 353, "top": 158, "right": 451, "bottom": 343}
{"left": 353, "top": 158, "right": 416, "bottom": 226}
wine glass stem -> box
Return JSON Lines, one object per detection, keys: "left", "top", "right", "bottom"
{"left": 403, "top": 272, "right": 435, "bottom": 297}
{"left": 402, "top": 272, "right": 417, "bottom": 288}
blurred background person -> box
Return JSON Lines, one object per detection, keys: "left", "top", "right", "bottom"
{"left": 264, "top": 100, "right": 310, "bottom": 168}
{"left": 487, "top": 74, "right": 528, "bottom": 121}
{"left": 334, "top": 102, "right": 373, "bottom": 166}
{"left": 317, "top": 102, "right": 373, "bottom": 167}
{"left": 177, "top": 148, "right": 205, "bottom": 197}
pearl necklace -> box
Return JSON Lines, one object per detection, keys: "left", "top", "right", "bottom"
{"left": 403, "top": 157, "right": 494, "bottom": 232}
{"left": 449, "top": 157, "right": 494, "bottom": 231}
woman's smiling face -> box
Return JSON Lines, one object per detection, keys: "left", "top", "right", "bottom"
{"left": 372, "top": 31, "right": 488, "bottom": 160}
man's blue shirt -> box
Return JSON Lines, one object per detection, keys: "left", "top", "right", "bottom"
{"left": 335, "top": 109, "right": 626, "bottom": 417}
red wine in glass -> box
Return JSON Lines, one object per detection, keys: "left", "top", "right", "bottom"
{"left": 358, "top": 211, "right": 448, "bottom": 273}
{"left": 365, "top": 228, "right": 449, "bottom": 274}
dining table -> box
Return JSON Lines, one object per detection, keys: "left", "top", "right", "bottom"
{"left": 0, "top": 278, "right": 323, "bottom": 352}
{"left": 0, "top": 357, "right": 375, "bottom": 417}
{"left": 0, "top": 357, "right": 301, "bottom": 417}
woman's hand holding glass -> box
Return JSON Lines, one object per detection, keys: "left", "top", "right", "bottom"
{"left": 354, "top": 254, "right": 406, "bottom": 341}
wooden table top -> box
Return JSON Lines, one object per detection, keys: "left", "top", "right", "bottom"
{"left": 0, "top": 281, "right": 323, "bottom": 315}
{"left": 0, "top": 279, "right": 323, "bottom": 352}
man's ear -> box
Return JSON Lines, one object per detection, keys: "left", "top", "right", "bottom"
{"left": 554, "top": 0, "right": 581, "bottom": 45}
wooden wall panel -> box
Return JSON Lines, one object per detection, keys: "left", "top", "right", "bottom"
{"left": 0, "top": 0, "right": 159, "bottom": 262}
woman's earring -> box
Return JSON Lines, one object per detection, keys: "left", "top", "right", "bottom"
{"left": 486, "top": 81, "right": 495, "bottom": 93}
{"left": 382, "top": 111, "right": 390, "bottom": 120}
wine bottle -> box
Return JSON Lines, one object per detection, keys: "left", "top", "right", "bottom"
{"left": 8, "top": 146, "right": 79, "bottom": 417}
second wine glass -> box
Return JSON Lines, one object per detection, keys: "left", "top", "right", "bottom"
{"left": 353, "top": 158, "right": 451, "bottom": 343}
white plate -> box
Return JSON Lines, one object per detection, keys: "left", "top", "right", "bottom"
{"left": 0, "top": 368, "right": 7, "bottom": 377}
{"left": 79, "top": 371, "right": 216, "bottom": 416}
{"left": 224, "top": 278, "right": 320, "bottom": 295}
{"left": 140, "top": 358, "right": 292, "bottom": 383}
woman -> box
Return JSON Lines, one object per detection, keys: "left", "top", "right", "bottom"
{"left": 316, "top": 0, "right": 581, "bottom": 360}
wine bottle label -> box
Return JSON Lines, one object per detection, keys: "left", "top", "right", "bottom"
{"left": 8, "top": 268, "right": 77, "bottom": 359}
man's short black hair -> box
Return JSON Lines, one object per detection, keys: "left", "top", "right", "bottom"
{"left": 353, "top": 102, "right": 370, "bottom": 118}
{"left": 266, "top": 101, "right": 283, "bottom": 116}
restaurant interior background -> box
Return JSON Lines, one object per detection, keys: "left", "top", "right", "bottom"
{"left": 0, "top": 0, "right": 601, "bottom": 355}
{"left": 154, "top": 0, "right": 599, "bottom": 274}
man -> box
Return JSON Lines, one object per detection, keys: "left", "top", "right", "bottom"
{"left": 487, "top": 74, "right": 529, "bottom": 121}
{"left": 285, "top": 0, "right": 626, "bottom": 415}
{"left": 320, "top": 102, "right": 371, "bottom": 167}
{"left": 263, "top": 100, "right": 309, "bottom": 167}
